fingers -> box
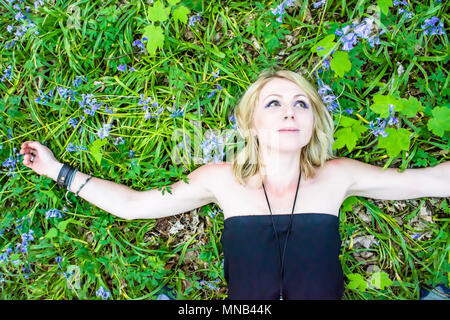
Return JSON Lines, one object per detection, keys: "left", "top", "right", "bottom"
{"left": 20, "top": 140, "right": 40, "bottom": 154}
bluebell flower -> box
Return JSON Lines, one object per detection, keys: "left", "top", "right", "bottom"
{"left": 188, "top": 12, "right": 202, "bottom": 27}
{"left": 104, "top": 104, "right": 114, "bottom": 114}
{"left": 96, "top": 286, "right": 111, "bottom": 300}
{"left": 55, "top": 256, "right": 62, "bottom": 268}
{"left": 73, "top": 75, "right": 87, "bottom": 88}
{"left": 45, "top": 208, "right": 63, "bottom": 219}
{"left": 15, "top": 11, "right": 26, "bottom": 21}
{"left": 7, "top": 25, "right": 14, "bottom": 33}
{"left": 170, "top": 108, "right": 185, "bottom": 118}
{"left": 68, "top": 117, "right": 78, "bottom": 128}
{"left": 66, "top": 142, "right": 77, "bottom": 152}
{"left": 34, "top": 0, "right": 45, "bottom": 10}
{"left": 212, "top": 69, "right": 220, "bottom": 78}
{"left": 97, "top": 123, "right": 112, "bottom": 140}
{"left": 113, "top": 137, "right": 125, "bottom": 146}
{"left": 57, "top": 86, "right": 74, "bottom": 100}
{"left": 117, "top": 64, "right": 127, "bottom": 72}
{"left": 421, "top": 16, "right": 445, "bottom": 36}
{"left": 1, "top": 65, "right": 13, "bottom": 82}
{"left": 80, "top": 93, "right": 102, "bottom": 116}
{"left": 271, "top": 0, "right": 295, "bottom": 23}
{"left": 313, "top": 0, "right": 327, "bottom": 9}
{"left": 341, "top": 32, "right": 358, "bottom": 51}
{"left": 353, "top": 17, "right": 374, "bottom": 39}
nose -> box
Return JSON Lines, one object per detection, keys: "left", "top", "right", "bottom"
{"left": 283, "top": 104, "right": 295, "bottom": 119}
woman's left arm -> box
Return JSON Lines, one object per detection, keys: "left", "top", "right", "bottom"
{"left": 339, "top": 158, "right": 450, "bottom": 200}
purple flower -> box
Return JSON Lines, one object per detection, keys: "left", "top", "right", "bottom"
{"left": 73, "top": 75, "right": 87, "bottom": 88}
{"left": 96, "top": 286, "right": 111, "bottom": 300}
{"left": 353, "top": 17, "right": 374, "bottom": 39}
{"left": 104, "top": 104, "right": 114, "bottom": 114}
{"left": 68, "top": 117, "right": 78, "bottom": 128}
{"left": 341, "top": 32, "right": 358, "bottom": 51}
{"left": 0, "top": 65, "right": 13, "bottom": 82}
{"left": 34, "top": 0, "right": 45, "bottom": 10}
{"left": 421, "top": 16, "right": 445, "bottom": 36}
{"left": 188, "top": 12, "right": 202, "bottom": 27}
{"left": 45, "top": 208, "right": 63, "bottom": 219}
{"left": 113, "top": 137, "right": 125, "bottom": 146}
{"left": 117, "top": 64, "right": 127, "bottom": 72}
{"left": 212, "top": 69, "right": 220, "bottom": 78}
{"left": 97, "top": 123, "right": 112, "bottom": 140}
{"left": 313, "top": 0, "right": 326, "bottom": 8}
{"left": 7, "top": 25, "right": 14, "bottom": 33}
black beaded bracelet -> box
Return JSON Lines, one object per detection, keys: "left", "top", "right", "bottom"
{"left": 57, "top": 164, "right": 73, "bottom": 188}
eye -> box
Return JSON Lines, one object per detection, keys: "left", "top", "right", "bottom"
{"left": 265, "top": 100, "right": 308, "bottom": 108}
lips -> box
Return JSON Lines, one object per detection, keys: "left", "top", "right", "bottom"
{"left": 278, "top": 128, "right": 300, "bottom": 132}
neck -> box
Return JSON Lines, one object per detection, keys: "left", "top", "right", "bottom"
{"left": 258, "top": 146, "right": 301, "bottom": 194}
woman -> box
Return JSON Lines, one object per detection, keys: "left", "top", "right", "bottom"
{"left": 20, "top": 69, "right": 450, "bottom": 300}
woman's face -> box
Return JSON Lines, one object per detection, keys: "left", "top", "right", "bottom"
{"left": 251, "top": 77, "right": 314, "bottom": 153}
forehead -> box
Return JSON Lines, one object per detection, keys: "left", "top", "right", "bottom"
{"left": 258, "top": 77, "right": 307, "bottom": 98}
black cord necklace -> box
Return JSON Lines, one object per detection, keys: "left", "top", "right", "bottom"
{"left": 262, "top": 170, "right": 301, "bottom": 300}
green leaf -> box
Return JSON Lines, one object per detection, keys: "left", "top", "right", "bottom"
{"left": 377, "top": 0, "right": 393, "bottom": 16}
{"left": 427, "top": 106, "right": 450, "bottom": 137}
{"left": 347, "top": 273, "right": 368, "bottom": 292}
{"left": 333, "top": 127, "right": 358, "bottom": 152}
{"left": 142, "top": 24, "right": 165, "bottom": 56}
{"left": 148, "top": 0, "right": 169, "bottom": 22}
{"left": 45, "top": 227, "right": 58, "bottom": 239}
{"left": 398, "top": 96, "right": 424, "bottom": 118}
{"left": 378, "top": 128, "right": 411, "bottom": 157}
{"left": 57, "top": 218, "right": 78, "bottom": 233}
{"left": 370, "top": 271, "right": 393, "bottom": 290}
{"left": 90, "top": 139, "right": 108, "bottom": 166}
{"left": 330, "top": 51, "right": 352, "bottom": 77}
{"left": 167, "top": 0, "right": 181, "bottom": 5}
{"left": 172, "top": 6, "right": 191, "bottom": 24}
{"left": 333, "top": 116, "right": 368, "bottom": 152}
{"left": 370, "top": 94, "right": 401, "bottom": 118}
{"left": 311, "top": 34, "right": 336, "bottom": 57}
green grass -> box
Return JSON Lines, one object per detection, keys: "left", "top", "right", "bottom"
{"left": 0, "top": 0, "right": 449, "bottom": 299}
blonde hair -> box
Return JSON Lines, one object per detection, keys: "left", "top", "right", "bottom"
{"left": 231, "top": 67, "right": 337, "bottom": 187}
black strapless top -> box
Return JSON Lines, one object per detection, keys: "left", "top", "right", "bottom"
{"left": 221, "top": 213, "right": 343, "bottom": 300}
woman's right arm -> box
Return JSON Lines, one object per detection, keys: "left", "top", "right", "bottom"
{"left": 20, "top": 140, "right": 218, "bottom": 221}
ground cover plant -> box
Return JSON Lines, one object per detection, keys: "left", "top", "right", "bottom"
{"left": 0, "top": 0, "right": 449, "bottom": 300}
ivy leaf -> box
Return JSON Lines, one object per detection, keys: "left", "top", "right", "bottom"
{"left": 377, "top": 128, "right": 411, "bottom": 157}
{"left": 142, "top": 24, "right": 165, "bottom": 56}
{"left": 377, "top": 0, "right": 393, "bottom": 16}
{"left": 148, "top": 0, "right": 169, "bottom": 22}
{"left": 89, "top": 138, "right": 108, "bottom": 166}
{"left": 347, "top": 273, "right": 368, "bottom": 292}
{"left": 311, "top": 34, "right": 336, "bottom": 57}
{"left": 168, "top": 0, "right": 181, "bottom": 4}
{"left": 427, "top": 106, "right": 450, "bottom": 137}
{"left": 172, "top": 5, "right": 191, "bottom": 24}
{"left": 330, "top": 51, "right": 352, "bottom": 78}
{"left": 370, "top": 271, "right": 393, "bottom": 290}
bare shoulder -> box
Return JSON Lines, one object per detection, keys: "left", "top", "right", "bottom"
{"left": 190, "top": 161, "right": 232, "bottom": 203}
{"left": 321, "top": 157, "right": 355, "bottom": 196}
{"left": 322, "top": 157, "right": 352, "bottom": 176}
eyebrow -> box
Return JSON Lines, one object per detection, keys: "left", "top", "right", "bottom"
{"left": 264, "top": 93, "right": 309, "bottom": 101}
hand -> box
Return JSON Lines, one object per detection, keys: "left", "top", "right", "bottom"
{"left": 20, "top": 140, "right": 61, "bottom": 179}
